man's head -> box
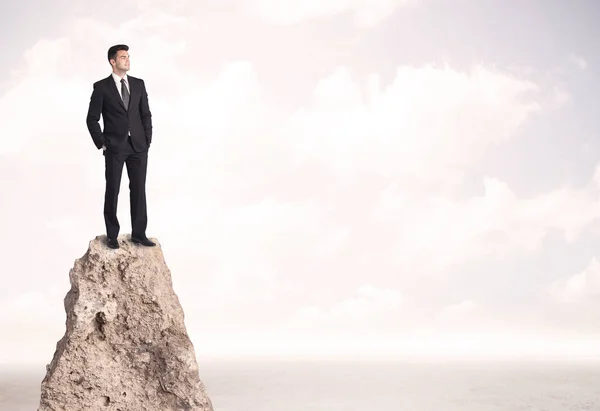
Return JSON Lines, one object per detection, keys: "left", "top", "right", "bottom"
{"left": 108, "top": 44, "right": 130, "bottom": 75}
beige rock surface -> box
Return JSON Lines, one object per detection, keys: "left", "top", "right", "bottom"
{"left": 38, "top": 234, "right": 214, "bottom": 411}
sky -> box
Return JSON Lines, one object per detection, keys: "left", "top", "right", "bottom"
{"left": 2, "top": 0, "right": 600, "bottom": 364}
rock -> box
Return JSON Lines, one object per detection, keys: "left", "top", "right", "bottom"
{"left": 38, "top": 234, "right": 214, "bottom": 411}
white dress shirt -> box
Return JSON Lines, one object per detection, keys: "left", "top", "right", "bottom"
{"left": 112, "top": 72, "right": 129, "bottom": 98}
{"left": 111, "top": 72, "right": 131, "bottom": 138}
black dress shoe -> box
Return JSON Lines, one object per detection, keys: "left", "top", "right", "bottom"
{"left": 131, "top": 236, "right": 156, "bottom": 247}
{"left": 107, "top": 237, "right": 119, "bottom": 249}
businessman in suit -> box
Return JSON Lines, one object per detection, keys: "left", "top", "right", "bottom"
{"left": 86, "top": 44, "right": 156, "bottom": 249}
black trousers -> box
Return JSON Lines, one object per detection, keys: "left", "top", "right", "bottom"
{"left": 103, "top": 137, "right": 148, "bottom": 240}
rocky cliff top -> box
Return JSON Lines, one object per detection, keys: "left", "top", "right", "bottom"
{"left": 38, "top": 234, "right": 213, "bottom": 411}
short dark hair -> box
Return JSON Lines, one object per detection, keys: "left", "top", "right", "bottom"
{"left": 107, "top": 44, "right": 129, "bottom": 63}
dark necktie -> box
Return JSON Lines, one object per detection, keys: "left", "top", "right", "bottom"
{"left": 121, "top": 78, "right": 129, "bottom": 110}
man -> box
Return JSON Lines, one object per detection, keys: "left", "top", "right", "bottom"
{"left": 86, "top": 44, "right": 156, "bottom": 249}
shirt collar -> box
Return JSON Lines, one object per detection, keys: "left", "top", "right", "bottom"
{"left": 112, "top": 72, "right": 128, "bottom": 84}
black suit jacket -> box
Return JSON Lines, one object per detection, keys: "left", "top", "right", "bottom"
{"left": 86, "top": 74, "right": 152, "bottom": 153}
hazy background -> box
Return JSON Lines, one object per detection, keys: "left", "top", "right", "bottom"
{"left": 2, "top": 0, "right": 600, "bottom": 365}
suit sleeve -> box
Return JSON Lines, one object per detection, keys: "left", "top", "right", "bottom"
{"left": 86, "top": 83, "right": 105, "bottom": 149}
{"left": 139, "top": 79, "right": 153, "bottom": 146}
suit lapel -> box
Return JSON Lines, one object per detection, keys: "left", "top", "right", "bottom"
{"left": 107, "top": 75, "right": 126, "bottom": 111}
{"left": 128, "top": 78, "right": 137, "bottom": 110}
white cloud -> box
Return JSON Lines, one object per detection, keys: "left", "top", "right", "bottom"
{"left": 437, "top": 299, "right": 477, "bottom": 321}
{"left": 0, "top": 288, "right": 65, "bottom": 344}
{"left": 0, "top": 40, "right": 92, "bottom": 155}
{"left": 244, "top": 0, "right": 416, "bottom": 26}
{"left": 549, "top": 257, "right": 600, "bottom": 304}
{"left": 137, "top": 58, "right": 564, "bottom": 278}
{"left": 126, "top": 0, "right": 415, "bottom": 27}
{"left": 168, "top": 197, "right": 327, "bottom": 308}
{"left": 433, "top": 300, "right": 503, "bottom": 333}
{"left": 568, "top": 53, "right": 588, "bottom": 70}
{"left": 290, "top": 284, "right": 403, "bottom": 333}
{"left": 284, "top": 64, "right": 543, "bottom": 183}
{"left": 3, "top": 7, "right": 600, "bottom": 361}
{"left": 373, "top": 175, "right": 600, "bottom": 269}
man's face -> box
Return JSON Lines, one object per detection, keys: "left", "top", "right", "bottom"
{"left": 112, "top": 50, "right": 130, "bottom": 72}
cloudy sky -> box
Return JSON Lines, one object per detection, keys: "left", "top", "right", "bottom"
{"left": 2, "top": 0, "right": 600, "bottom": 364}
